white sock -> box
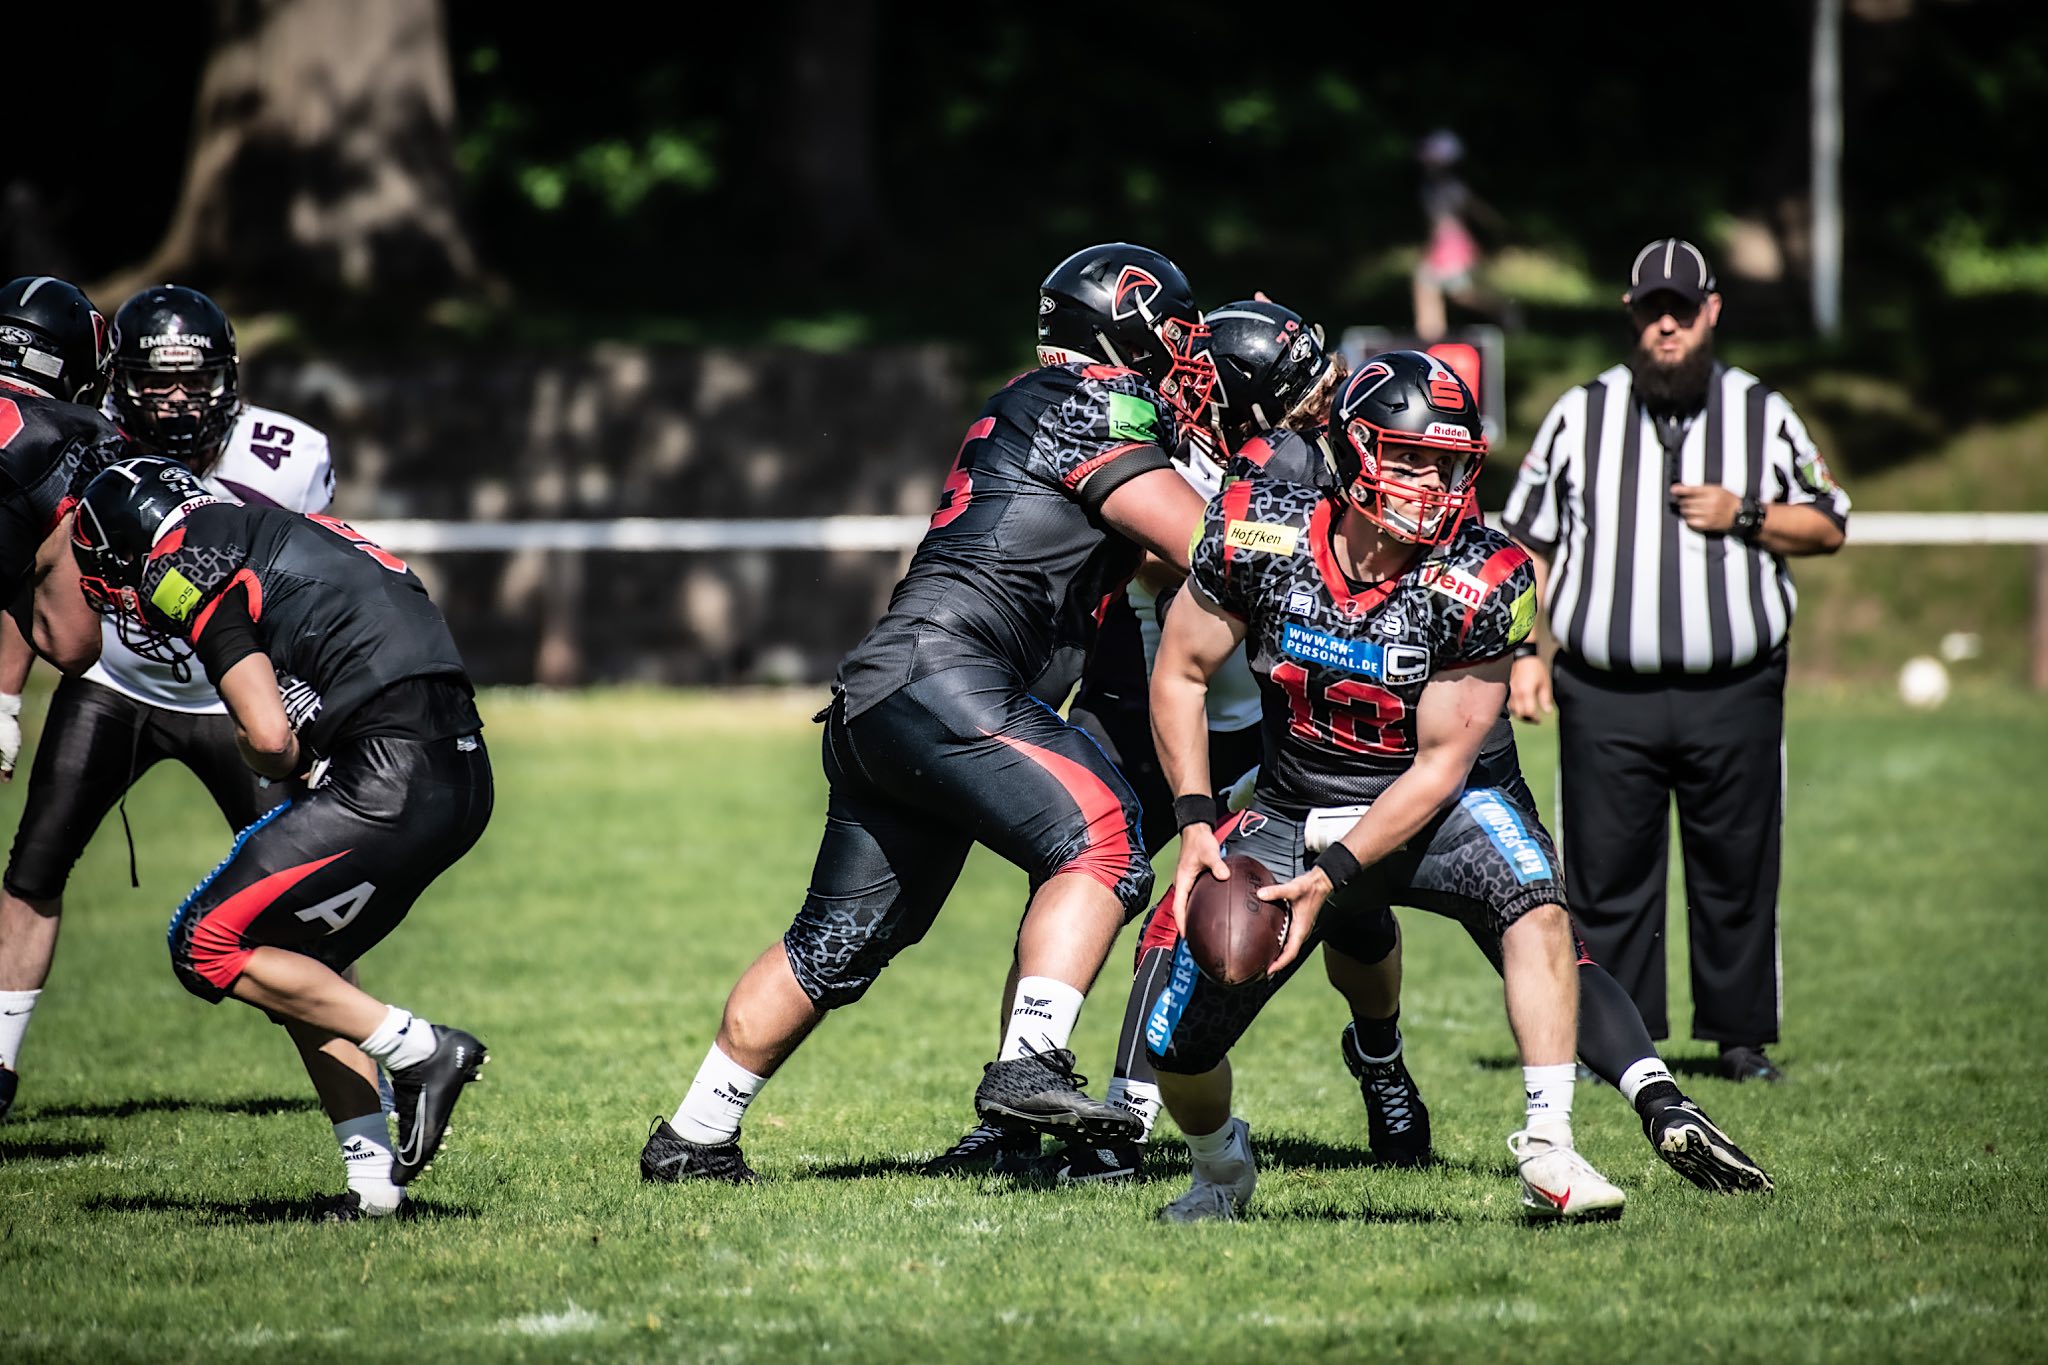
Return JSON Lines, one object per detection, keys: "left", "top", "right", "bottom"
{"left": 335, "top": 1113, "right": 405, "bottom": 1214}
{"left": 671, "top": 1044, "right": 766, "bottom": 1145}
{"left": 0, "top": 989, "right": 39, "bottom": 1070}
{"left": 1106, "top": 1077, "right": 1161, "bottom": 1139}
{"left": 358, "top": 1006, "right": 438, "bottom": 1072}
{"left": 1185, "top": 1117, "right": 1247, "bottom": 1177}
{"left": 1000, "top": 976, "right": 1085, "bottom": 1060}
{"left": 1618, "top": 1057, "right": 1676, "bottom": 1106}
{"left": 1523, "top": 1063, "right": 1577, "bottom": 1142}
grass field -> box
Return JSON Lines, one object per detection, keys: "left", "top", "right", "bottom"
{"left": 2, "top": 685, "right": 2045, "bottom": 1363}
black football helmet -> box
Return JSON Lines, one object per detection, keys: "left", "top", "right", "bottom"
{"left": 71, "top": 456, "right": 221, "bottom": 660}
{"left": 110, "top": 285, "right": 241, "bottom": 472}
{"left": 1326, "top": 350, "right": 1486, "bottom": 545}
{"left": 1037, "top": 242, "right": 1214, "bottom": 428}
{"left": 1201, "top": 299, "right": 1340, "bottom": 450}
{"left": 0, "top": 276, "right": 114, "bottom": 406}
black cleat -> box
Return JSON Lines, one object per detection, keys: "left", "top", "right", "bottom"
{"left": 640, "top": 1118, "right": 758, "bottom": 1184}
{"left": 317, "top": 1190, "right": 413, "bottom": 1222}
{"left": 972, "top": 1045, "right": 1142, "bottom": 1143}
{"left": 0, "top": 1065, "right": 15, "bottom": 1123}
{"left": 387, "top": 1026, "right": 488, "bottom": 1186}
{"left": 1341, "top": 1023, "right": 1432, "bottom": 1167}
{"left": 1644, "top": 1094, "right": 1774, "bottom": 1193}
{"left": 921, "top": 1122, "right": 1039, "bottom": 1177}
{"left": 1718, "top": 1045, "right": 1785, "bottom": 1084}
{"left": 1035, "top": 1139, "right": 1147, "bottom": 1184}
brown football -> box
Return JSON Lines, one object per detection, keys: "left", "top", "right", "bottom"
{"left": 1182, "top": 854, "right": 1290, "bottom": 988}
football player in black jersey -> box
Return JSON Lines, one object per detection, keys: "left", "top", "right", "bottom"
{"left": 68, "top": 458, "right": 493, "bottom": 1218}
{"left": 0, "top": 276, "right": 127, "bottom": 679}
{"left": 927, "top": 298, "right": 1361, "bottom": 1180}
{"left": 1147, "top": 350, "right": 1631, "bottom": 1220}
{"left": 639, "top": 244, "right": 1215, "bottom": 1184}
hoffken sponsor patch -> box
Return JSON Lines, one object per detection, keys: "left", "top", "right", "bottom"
{"left": 1224, "top": 520, "right": 1299, "bottom": 555}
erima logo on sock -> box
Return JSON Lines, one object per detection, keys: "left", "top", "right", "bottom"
{"left": 1014, "top": 996, "right": 1055, "bottom": 1021}
{"left": 711, "top": 1084, "right": 750, "bottom": 1106}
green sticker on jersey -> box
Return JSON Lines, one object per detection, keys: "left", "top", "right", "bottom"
{"left": 1108, "top": 393, "right": 1160, "bottom": 444}
{"left": 1508, "top": 584, "right": 1536, "bottom": 645}
{"left": 150, "top": 568, "right": 204, "bottom": 624}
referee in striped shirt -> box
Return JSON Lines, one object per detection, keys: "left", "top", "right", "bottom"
{"left": 1500, "top": 238, "right": 1850, "bottom": 1084}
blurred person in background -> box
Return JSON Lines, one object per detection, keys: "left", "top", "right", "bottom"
{"left": 0, "top": 287, "right": 360, "bottom": 1155}
{"left": 1410, "top": 129, "right": 1518, "bottom": 344}
{"left": 1501, "top": 238, "right": 1850, "bottom": 1084}
{"left": 638, "top": 243, "right": 1214, "bottom": 1184}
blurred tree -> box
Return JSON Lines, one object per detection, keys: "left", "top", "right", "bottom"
{"left": 106, "top": 0, "right": 479, "bottom": 310}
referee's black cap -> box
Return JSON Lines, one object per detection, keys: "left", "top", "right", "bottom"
{"left": 1627, "top": 238, "right": 1718, "bottom": 304}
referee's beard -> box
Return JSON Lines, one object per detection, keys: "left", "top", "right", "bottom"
{"left": 1629, "top": 336, "right": 1715, "bottom": 417}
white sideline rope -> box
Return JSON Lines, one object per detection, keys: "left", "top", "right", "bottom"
{"left": 346, "top": 512, "right": 2048, "bottom": 554}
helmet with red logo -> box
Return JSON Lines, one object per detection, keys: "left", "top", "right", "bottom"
{"left": 1037, "top": 242, "right": 1213, "bottom": 429}
{"left": 1326, "top": 349, "right": 1486, "bottom": 544}
{"left": 0, "top": 276, "right": 115, "bottom": 406}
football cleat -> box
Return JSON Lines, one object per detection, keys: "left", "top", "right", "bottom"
{"left": 1717, "top": 1045, "right": 1785, "bottom": 1084}
{"left": 921, "top": 1122, "right": 1039, "bottom": 1177}
{"left": 386, "top": 1025, "right": 487, "bottom": 1186}
{"left": 640, "top": 1118, "right": 758, "bottom": 1184}
{"left": 0, "top": 1065, "right": 16, "bottom": 1123}
{"left": 1036, "top": 1139, "right": 1147, "bottom": 1184}
{"left": 973, "top": 1044, "right": 1143, "bottom": 1143}
{"left": 317, "top": 1190, "right": 411, "bottom": 1222}
{"left": 1507, "top": 1130, "right": 1626, "bottom": 1220}
{"left": 1157, "top": 1118, "right": 1256, "bottom": 1223}
{"left": 1341, "top": 1023, "right": 1432, "bottom": 1167}
{"left": 1644, "top": 1095, "right": 1774, "bottom": 1193}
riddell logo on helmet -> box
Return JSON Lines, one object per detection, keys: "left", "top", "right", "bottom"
{"left": 1111, "top": 266, "right": 1162, "bottom": 321}
{"left": 1425, "top": 421, "right": 1471, "bottom": 442}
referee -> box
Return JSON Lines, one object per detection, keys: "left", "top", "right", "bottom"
{"left": 1500, "top": 238, "right": 1850, "bottom": 1083}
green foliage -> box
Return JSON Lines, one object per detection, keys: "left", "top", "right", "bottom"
{"left": 3, "top": 687, "right": 2046, "bottom": 1362}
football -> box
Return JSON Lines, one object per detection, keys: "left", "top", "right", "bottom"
{"left": 1182, "top": 854, "right": 1290, "bottom": 988}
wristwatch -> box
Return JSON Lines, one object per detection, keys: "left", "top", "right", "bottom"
{"left": 1731, "top": 496, "right": 1765, "bottom": 541}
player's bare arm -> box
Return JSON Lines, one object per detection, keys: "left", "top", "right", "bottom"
{"left": 1099, "top": 466, "right": 1206, "bottom": 572}
{"left": 217, "top": 652, "right": 300, "bottom": 780}
{"left": 29, "top": 515, "right": 101, "bottom": 675}
{"left": 1261, "top": 655, "right": 1511, "bottom": 973}
{"left": 1508, "top": 540, "right": 1554, "bottom": 722}
{"left": 1152, "top": 579, "right": 1246, "bottom": 929}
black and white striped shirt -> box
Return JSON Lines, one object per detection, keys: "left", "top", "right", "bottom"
{"left": 1501, "top": 363, "right": 1850, "bottom": 674}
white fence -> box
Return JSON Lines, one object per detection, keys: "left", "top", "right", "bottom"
{"left": 350, "top": 512, "right": 2048, "bottom": 688}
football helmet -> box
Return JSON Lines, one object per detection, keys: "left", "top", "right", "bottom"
{"left": 1326, "top": 350, "right": 1486, "bottom": 545}
{"left": 0, "top": 276, "right": 114, "bottom": 406}
{"left": 1201, "top": 299, "right": 1339, "bottom": 450}
{"left": 71, "top": 456, "right": 221, "bottom": 661}
{"left": 1037, "top": 242, "right": 1214, "bottom": 428}
{"left": 110, "top": 285, "right": 241, "bottom": 472}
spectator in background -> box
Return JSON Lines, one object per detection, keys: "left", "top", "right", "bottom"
{"left": 1500, "top": 238, "right": 1851, "bottom": 1084}
{"left": 1410, "top": 129, "right": 1517, "bottom": 343}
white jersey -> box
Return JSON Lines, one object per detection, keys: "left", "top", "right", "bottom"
{"left": 84, "top": 403, "right": 336, "bottom": 712}
{"left": 1126, "top": 438, "right": 1263, "bottom": 732}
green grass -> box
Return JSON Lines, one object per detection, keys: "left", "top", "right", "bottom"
{"left": 3, "top": 686, "right": 2045, "bottom": 1363}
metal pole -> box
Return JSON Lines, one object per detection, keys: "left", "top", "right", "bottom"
{"left": 1812, "top": 0, "right": 1843, "bottom": 338}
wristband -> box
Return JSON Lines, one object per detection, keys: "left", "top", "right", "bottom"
{"left": 1172, "top": 793, "right": 1221, "bottom": 831}
{"left": 1314, "top": 842, "right": 1362, "bottom": 891}
{"left": 1512, "top": 640, "right": 1538, "bottom": 661}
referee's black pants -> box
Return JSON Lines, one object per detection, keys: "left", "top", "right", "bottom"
{"left": 1553, "top": 646, "right": 1786, "bottom": 1046}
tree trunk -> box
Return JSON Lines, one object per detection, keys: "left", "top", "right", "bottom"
{"left": 107, "top": 0, "right": 478, "bottom": 310}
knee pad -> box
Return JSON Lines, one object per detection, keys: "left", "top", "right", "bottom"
{"left": 1322, "top": 904, "right": 1398, "bottom": 966}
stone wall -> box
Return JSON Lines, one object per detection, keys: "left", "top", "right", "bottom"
{"left": 247, "top": 344, "right": 970, "bottom": 685}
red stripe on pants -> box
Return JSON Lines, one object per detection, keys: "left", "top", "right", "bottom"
{"left": 987, "top": 732, "right": 1134, "bottom": 895}
{"left": 187, "top": 850, "right": 351, "bottom": 989}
